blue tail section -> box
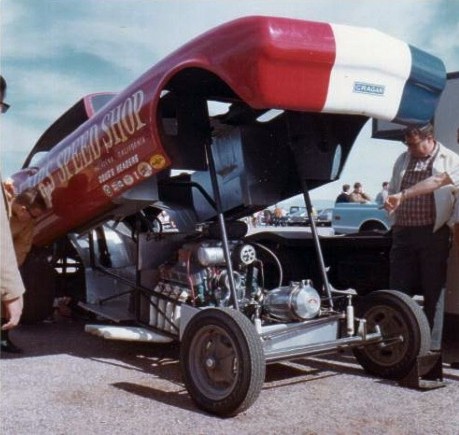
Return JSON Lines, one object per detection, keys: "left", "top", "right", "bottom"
{"left": 394, "top": 45, "right": 446, "bottom": 125}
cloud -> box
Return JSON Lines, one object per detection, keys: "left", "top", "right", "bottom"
{"left": 421, "top": 2, "right": 458, "bottom": 72}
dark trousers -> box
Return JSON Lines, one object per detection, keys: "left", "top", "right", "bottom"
{"left": 390, "top": 225, "right": 451, "bottom": 351}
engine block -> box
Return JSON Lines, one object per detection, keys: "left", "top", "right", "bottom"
{"left": 149, "top": 239, "right": 259, "bottom": 334}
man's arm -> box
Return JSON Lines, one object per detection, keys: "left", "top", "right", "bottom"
{"left": 362, "top": 192, "right": 372, "bottom": 202}
{"left": 2, "top": 178, "right": 15, "bottom": 199}
{"left": 384, "top": 172, "right": 454, "bottom": 212}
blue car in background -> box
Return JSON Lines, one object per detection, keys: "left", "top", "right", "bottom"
{"left": 332, "top": 202, "right": 391, "bottom": 234}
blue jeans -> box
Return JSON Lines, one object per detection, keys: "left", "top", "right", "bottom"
{"left": 390, "top": 225, "right": 451, "bottom": 351}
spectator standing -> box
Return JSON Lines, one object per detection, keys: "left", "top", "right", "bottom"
{"left": 384, "top": 123, "right": 459, "bottom": 353}
{"left": 349, "top": 182, "right": 372, "bottom": 203}
{"left": 1, "top": 75, "right": 25, "bottom": 353}
{"left": 273, "top": 205, "right": 285, "bottom": 227}
{"left": 1, "top": 181, "right": 26, "bottom": 353}
{"left": 335, "top": 184, "right": 351, "bottom": 203}
{"left": 385, "top": 127, "right": 459, "bottom": 207}
{"left": 263, "top": 209, "right": 272, "bottom": 226}
{"left": 251, "top": 212, "right": 260, "bottom": 228}
{"left": 375, "top": 181, "right": 389, "bottom": 206}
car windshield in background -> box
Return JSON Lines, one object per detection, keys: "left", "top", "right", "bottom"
{"left": 285, "top": 210, "right": 310, "bottom": 226}
{"left": 317, "top": 208, "right": 333, "bottom": 221}
{"left": 283, "top": 208, "right": 333, "bottom": 227}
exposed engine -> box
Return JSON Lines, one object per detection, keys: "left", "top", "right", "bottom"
{"left": 155, "top": 240, "right": 260, "bottom": 306}
{"left": 149, "top": 238, "right": 321, "bottom": 334}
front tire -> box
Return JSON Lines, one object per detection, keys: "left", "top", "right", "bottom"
{"left": 353, "top": 290, "right": 430, "bottom": 379}
{"left": 180, "top": 308, "right": 265, "bottom": 417}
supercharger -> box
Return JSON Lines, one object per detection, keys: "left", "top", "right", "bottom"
{"left": 149, "top": 239, "right": 321, "bottom": 334}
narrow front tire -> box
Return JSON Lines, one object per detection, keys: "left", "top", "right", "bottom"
{"left": 180, "top": 308, "right": 265, "bottom": 416}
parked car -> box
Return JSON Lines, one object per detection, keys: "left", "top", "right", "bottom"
{"left": 289, "top": 206, "right": 306, "bottom": 215}
{"left": 285, "top": 209, "right": 310, "bottom": 226}
{"left": 332, "top": 202, "right": 391, "bottom": 234}
{"left": 316, "top": 208, "right": 333, "bottom": 227}
{"left": 283, "top": 208, "right": 332, "bottom": 227}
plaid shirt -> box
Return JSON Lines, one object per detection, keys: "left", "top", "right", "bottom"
{"left": 396, "top": 146, "right": 438, "bottom": 226}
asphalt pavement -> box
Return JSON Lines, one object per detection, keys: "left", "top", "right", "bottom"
{"left": 1, "top": 317, "right": 458, "bottom": 435}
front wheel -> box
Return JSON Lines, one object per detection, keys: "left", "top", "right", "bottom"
{"left": 180, "top": 308, "right": 265, "bottom": 417}
{"left": 353, "top": 290, "right": 430, "bottom": 380}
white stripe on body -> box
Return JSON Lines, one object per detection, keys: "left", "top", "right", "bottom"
{"left": 323, "top": 23, "right": 412, "bottom": 121}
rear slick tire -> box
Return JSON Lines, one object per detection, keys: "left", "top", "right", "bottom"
{"left": 353, "top": 290, "right": 430, "bottom": 380}
{"left": 180, "top": 308, "right": 265, "bottom": 417}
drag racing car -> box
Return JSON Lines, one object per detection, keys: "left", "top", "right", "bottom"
{"left": 11, "top": 16, "right": 448, "bottom": 416}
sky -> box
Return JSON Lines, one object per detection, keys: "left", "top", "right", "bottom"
{"left": 1, "top": 0, "right": 458, "bottom": 206}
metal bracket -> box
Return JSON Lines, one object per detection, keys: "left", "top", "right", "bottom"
{"left": 398, "top": 352, "right": 445, "bottom": 390}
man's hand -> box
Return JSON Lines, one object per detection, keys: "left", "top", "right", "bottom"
{"left": 384, "top": 192, "right": 403, "bottom": 213}
{"left": 1, "top": 296, "right": 23, "bottom": 330}
{"left": 2, "top": 178, "right": 15, "bottom": 198}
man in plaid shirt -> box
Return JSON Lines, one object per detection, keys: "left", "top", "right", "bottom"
{"left": 385, "top": 123, "right": 459, "bottom": 353}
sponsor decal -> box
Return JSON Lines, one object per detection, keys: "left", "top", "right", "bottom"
{"left": 123, "top": 174, "right": 134, "bottom": 186}
{"left": 97, "top": 154, "right": 139, "bottom": 184}
{"left": 34, "top": 89, "right": 147, "bottom": 205}
{"left": 102, "top": 184, "right": 113, "bottom": 197}
{"left": 353, "top": 81, "right": 385, "bottom": 96}
{"left": 98, "top": 168, "right": 116, "bottom": 184}
{"left": 150, "top": 154, "right": 166, "bottom": 170}
{"left": 137, "top": 162, "right": 153, "bottom": 178}
{"left": 115, "top": 154, "right": 139, "bottom": 174}
{"left": 111, "top": 179, "right": 125, "bottom": 192}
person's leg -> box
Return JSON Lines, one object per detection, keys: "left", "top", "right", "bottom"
{"left": 390, "top": 227, "right": 419, "bottom": 295}
{"left": 418, "top": 225, "right": 451, "bottom": 351}
{"left": 423, "top": 287, "right": 445, "bottom": 351}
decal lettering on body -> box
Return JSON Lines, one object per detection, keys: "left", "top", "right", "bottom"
{"left": 353, "top": 82, "right": 385, "bottom": 96}
{"left": 37, "top": 89, "right": 148, "bottom": 205}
